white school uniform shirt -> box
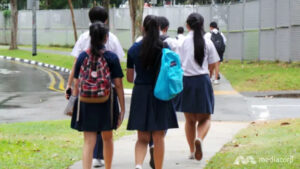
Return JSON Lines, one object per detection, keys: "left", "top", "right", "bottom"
{"left": 204, "top": 28, "right": 227, "bottom": 44}
{"left": 176, "top": 34, "right": 186, "bottom": 46}
{"left": 179, "top": 31, "right": 220, "bottom": 76}
{"left": 71, "top": 31, "right": 125, "bottom": 59}
{"left": 160, "top": 31, "right": 180, "bottom": 53}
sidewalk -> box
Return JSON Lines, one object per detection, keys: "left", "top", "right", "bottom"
{"left": 69, "top": 121, "right": 248, "bottom": 169}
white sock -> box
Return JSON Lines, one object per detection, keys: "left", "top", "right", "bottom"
{"left": 135, "top": 164, "right": 142, "bottom": 169}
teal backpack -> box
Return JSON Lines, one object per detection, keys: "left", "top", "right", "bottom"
{"left": 154, "top": 48, "right": 183, "bottom": 101}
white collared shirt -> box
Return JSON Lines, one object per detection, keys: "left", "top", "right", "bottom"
{"left": 179, "top": 31, "right": 220, "bottom": 76}
{"left": 71, "top": 31, "right": 125, "bottom": 59}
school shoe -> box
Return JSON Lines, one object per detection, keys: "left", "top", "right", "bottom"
{"left": 149, "top": 147, "right": 155, "bottom": 169}
{"left": 213, "top": 79, "right": 220, "bottom": 85}
{"left": 194, "top": 138, "right": 203, "bottom": 161}
{"left": 92, "top": 158, "right": 105, "bottom": 168}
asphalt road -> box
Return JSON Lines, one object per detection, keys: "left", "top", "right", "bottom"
{"left": 0, "top": 59, "right": 299, "bottom": 124}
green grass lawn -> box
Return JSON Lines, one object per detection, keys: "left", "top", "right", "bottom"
{"left": 221, "top": 60, "right": 300, "bottom": 92}
{"left": 0, "top": 120, "right": 132, "bottom": 169}
{"left": 0, "top": 49, "right": 133, "bottom": 89}
{"left": 205, "top": 118, "right": 300, "bottom": 169}
{"left": 20, "top": 45, "right": 73, "bottom": 52}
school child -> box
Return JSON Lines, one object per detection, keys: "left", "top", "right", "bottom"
{"left": 176, "top": 26, "right": 185, "bottom": 45}
{"left": 70, "top": 21, "right": 125, "bottom": 169}
{"left": 158, "top": 16, "right": 179, "bottom": 53}
{"left": 176, "top": 13, "right": 219, "bottom": 161}
{"left": 126, "top": 15, "right": 179, "bottom": 169}
{"left": 204, "top": 21, "right": 226, "bottom": 85}
{"left": 65, "top": 6, "right": 125, "bottom": 168}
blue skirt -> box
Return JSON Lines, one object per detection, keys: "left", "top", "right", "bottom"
{"left": 127, "top": 84, "right": 179, "bottom": 131}
{"left": 71, "top": 88, "right": 119, "bottom": 132}
{"left": 174, "top": 74, "right": 214, "bottom": 114}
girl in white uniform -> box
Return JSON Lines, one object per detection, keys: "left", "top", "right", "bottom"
{"left": 175, "top": 13, "right": 219, "bottom": 161}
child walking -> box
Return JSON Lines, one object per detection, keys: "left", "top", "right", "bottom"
{"left": 126, "top": 15, "right": 179, "bottom": 169}
{"left": 176, "top": 13, "right": 219, "bottom": 161}
{"left": 70, "top": 22, "right": 125, "bottom": 169}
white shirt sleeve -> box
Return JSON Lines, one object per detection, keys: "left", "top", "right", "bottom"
{"left": 70, "top": 35, "right": 84, "bottom": 58}
{"left": 165, "top": 37, "right": 180, "bottom": 53}
{"left": 221, "top": 32, "right": 227, "bottom": 44}
{"left": 106, "top": 32, "right": 125, "bottom": 60}
{"left": 204, "top": 32, "right": 212, "bottom": 40}
{"left": 207, "top": 39, "right": 220, "bottom": 64}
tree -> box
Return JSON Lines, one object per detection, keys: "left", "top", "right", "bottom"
{"left": 129, "top": 0, "right": 144, "bottom": 43}
{"left": 103, "top": 0, "right": 110, "bottom": 26}
{"left": 68, "top": 0, "right": 78, "bottom": 41}
{"left": 10, "top": 0, "right": 18, "bottom": 49}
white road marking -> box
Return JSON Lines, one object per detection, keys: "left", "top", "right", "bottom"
{"left": 251, "top": 105, "right": 270, "bottom": 121}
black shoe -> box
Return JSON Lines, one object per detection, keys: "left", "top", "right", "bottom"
{"left": 149, "top": 147, "right": 155, "bottom": 169}
{"left": 217, "top": 74, "right": 221, "bottom": 80}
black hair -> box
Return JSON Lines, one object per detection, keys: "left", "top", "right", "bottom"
{"left": 158, "top": 16, "right": 169, "bottom": 31}
{"left": 89, "top": 6, "right": 108, "bottom": 23}
{"left": 140, "top": 15, "right": 163, "bottom": 70}
{"left": 210, "top": 21, "right": 218, "bottom": 29}
{"left": 177, "top": 26, "right": 184, "bottom": 34}
{"left": 187, "top": 13, "right": 205, "bottom": 67}
{"left": 89, "top": 21, "right": 109, "bottom": 69}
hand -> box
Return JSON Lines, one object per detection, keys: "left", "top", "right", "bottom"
{"left": 117, "top": 111, "right": 125, "bottom": 129}
{"left": 65, "top": 87, "right": 72, "bottom": 100}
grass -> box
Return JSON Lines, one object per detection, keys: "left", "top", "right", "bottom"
{"left": 0, "top": 120, "right": 132, "bottom": 169}
{"left": 0, "top": 49, "right": 133, "bottom": 89}
{"left": 0, "top": 49, "right": 74, "bottom": 69}
{"left": 205, "top": 118, "right": 300, "bottom": 169}
{"left": 221, "top": 60, "right": 300, "bottom": 92}
{"left": 20, "top": 45, "right": 73, "bottom": 52}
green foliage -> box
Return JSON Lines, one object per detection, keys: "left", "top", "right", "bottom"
{"left": 0, "top": 0, "right": 9, "bottom": 10}
{"left": 3, "top": 10, "right": 10, "bottom": 18}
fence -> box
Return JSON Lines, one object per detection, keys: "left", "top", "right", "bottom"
{"left": 0, "top": 0, "right": 300, "bottom": 61}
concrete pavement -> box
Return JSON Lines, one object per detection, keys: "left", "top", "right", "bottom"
{"left": 69, "top": 121, "right": 248, "bottom": 169}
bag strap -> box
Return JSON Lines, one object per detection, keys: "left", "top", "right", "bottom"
{"left": 110, "top": 87, "right": 114, "bottom": 128}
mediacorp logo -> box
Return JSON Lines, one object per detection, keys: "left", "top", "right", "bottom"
{"left": 234, "top": 155, "right": 294, "bottom": 165}
{"left": 234, "top": 156, "right": 257, "bottom": 165}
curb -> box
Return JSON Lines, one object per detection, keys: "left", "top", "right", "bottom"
{"left": 0, "top": 55, "right": 70, "bottom": 73}
{"left": 0, "top": 55, "right": 133, "bottom": 95}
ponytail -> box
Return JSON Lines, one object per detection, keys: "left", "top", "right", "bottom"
{"left": 187, "top": 13, "right": 205, "bottom": 67}
{"left": 89, "top": 21, "right": 109, "bottom": 69}
{"left": 140, "top": 15, "right": 163, "bottom": 70}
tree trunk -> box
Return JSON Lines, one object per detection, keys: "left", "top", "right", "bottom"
{"left": 67, "top": 0, "right": 78, "bottom": 42}
{"left": 103, "top": 0, "right": 110, "bottom": 27}
{"left": 10, "top": 0, "right": 18, "bottom": 50}
{"left": 129, "top": 0, "right": 144, "bottom": 43}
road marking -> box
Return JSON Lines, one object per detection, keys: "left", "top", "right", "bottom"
{"left": 214, "top": 90, "right": 238, "bottom": 95}
{"left": 11, "top": 60, "right": 64, "bottom": 93}
{"left": 47, "top": 69, "right": 65, "bottom": 91}
{"left": 251, "top": 105, "right": 270, "bottom": 121}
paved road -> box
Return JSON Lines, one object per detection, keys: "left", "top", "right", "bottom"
{"left": 0, "top": 59, "right": 69, "bottom": 123}
{"left": 1, "top": 59, "right": 299, "bottom": 124}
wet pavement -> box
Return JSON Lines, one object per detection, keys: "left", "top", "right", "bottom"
{"left": 0, "top": 59, "right": 49, "bottom": 92}
{"left": 0, "top": 59, "right": 69, "bottom": 123}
